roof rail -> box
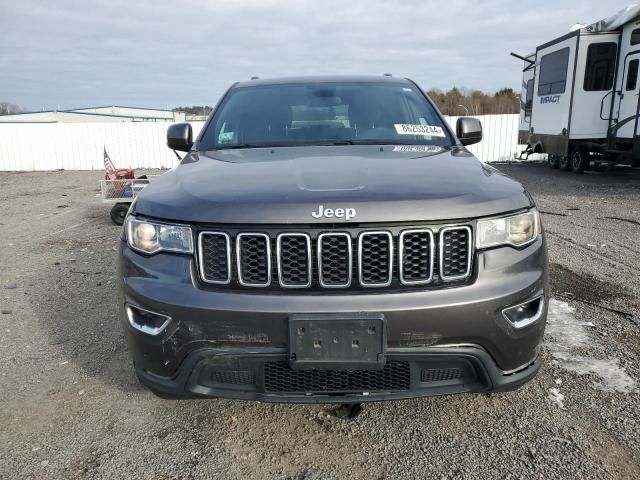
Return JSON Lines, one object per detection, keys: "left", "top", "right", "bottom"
{"left": 383, "top": 73, "right": 393, "bottom": 77}
{"left": 250, "top": 76, "right": 260, "bottom": 80}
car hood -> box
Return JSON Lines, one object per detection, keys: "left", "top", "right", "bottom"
{"left": 134, "top": 145, "right": 532, "bottom": 224}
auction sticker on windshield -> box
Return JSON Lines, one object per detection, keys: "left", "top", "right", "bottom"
{"left": 394, "top": 124, "right": 446, "bottom": 137}
{"left": 392, "top": 145, "right": 444, "bottom": 153}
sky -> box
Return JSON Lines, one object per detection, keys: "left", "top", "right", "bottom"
{"left": 0, "top": 0, "right": 633, "bottom": 111}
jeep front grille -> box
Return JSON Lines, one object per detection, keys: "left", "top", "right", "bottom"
{"left": 197, "top": 225, "right": 473, "bottom": 291}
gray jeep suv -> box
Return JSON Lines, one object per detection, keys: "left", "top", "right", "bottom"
{"left": 119, "top": 75, "right": 548, "bottom": 403}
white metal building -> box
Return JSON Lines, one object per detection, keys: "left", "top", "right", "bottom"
{"left": 0, "top": 106, "right": 186, "bottom": 123}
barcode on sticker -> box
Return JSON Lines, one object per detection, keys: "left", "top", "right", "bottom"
{"left": 392, "top": 145, "right": 443, "bottom": 153}
{"left": 394, "top": 124, "right": 446, "bottom": 137}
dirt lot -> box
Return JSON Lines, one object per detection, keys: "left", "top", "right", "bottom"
{"left": 1, "top": 163, "right": 639, "bottom": 479}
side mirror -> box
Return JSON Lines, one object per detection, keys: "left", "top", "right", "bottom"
{"left": 167, "top": 123, "right": 193, "bottom": 152}
{"left": 456, "top": 117, "right": 482, "bottom": 146}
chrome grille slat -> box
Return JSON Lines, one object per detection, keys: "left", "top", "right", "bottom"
{"left": 277, "top": 233, "right": 312, "bottom": 288}
{"left": 439, "top": 226, "right": 473, "bottom": 281}
{"left": 399, "top": 229, "right": 434, "bottom": 285}
{"left": 198, "top": 231, "right": 231, "bottom": 284}
{"left": 358, "top": 231, "right": 393, "bottom": 287}
{"left": 317, "top": 233, "right": 352, "bottom": 288}
{"left": 236, "top": 233, "right": 271, "bottom": 287}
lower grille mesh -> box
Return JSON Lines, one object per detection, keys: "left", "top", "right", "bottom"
{"left": 210, "top": 370, "right": 255, "bottom": 385}
{"left": 263, "top": 361, "right": 411, "bottom": 393}
{"left": 421, "top": 367, "right": 463, "bottom": 383}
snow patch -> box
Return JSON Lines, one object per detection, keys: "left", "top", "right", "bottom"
{"left": 544, "top": 299, "right": 637, "bottom": 394}
{"left": 548, "top": 388, "right": 565, "bottom": 408}
{"left": 551, "top": 352, "right": 636, "bottom": 394}
{"left": 545, "top": 300, "right": 591, "bottom": 349}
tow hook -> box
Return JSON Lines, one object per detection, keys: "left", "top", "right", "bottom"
{"left": 330, "top": 403, "right": 362, "bottom": 419}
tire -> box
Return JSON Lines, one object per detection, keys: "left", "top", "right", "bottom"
{"left": 570, "top": 148, "right": 588, "bottom": 174}
{"left": 110, "top": 203, "right": 130, "bottom": 225}
{"left": 329, "top": 403, "right": 363, "bottom": 419}
{"left": 559, "top": 154, "right": 571, "bottom": 171}
{"left": 548, "top": 154, "right": 560, "bottom": 169}
{"left": 150, "top": 390, "right": 183, "bottom": 400}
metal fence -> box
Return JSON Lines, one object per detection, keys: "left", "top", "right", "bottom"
{"left": 0, "top": 115, "right": 539, "bottom": 171}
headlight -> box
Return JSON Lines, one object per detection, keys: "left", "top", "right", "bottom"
{"left": 476, "top": 209, "right": 540, "bottom": 249}
{"left": 125, "top": 216, "right": 193, "bottom": 255}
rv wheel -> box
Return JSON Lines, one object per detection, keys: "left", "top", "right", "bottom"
{"left": 570, "top": 149, "right": 588, "bottom": 174}
{"left": 559, "top": 154, "right": 571, "bottom": 171}
{"left": 548, "top": 154, "right": 559, "bottom": 169}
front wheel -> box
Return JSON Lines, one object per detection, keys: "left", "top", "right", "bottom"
{"left": 150, "top": 390, "right": 183, "bottom": 400}
{"left": 570, "top": 148, "right": 589, "bottom": 174}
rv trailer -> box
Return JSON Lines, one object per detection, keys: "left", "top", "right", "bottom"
{"left": 515, "top": 5, "right": 640, "bottom": 172}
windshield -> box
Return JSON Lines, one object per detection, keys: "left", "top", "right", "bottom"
{"left": 199, "top": 82, "right": 453, "bottom": 150}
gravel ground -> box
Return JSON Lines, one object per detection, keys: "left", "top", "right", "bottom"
{"left": 0, "top": 163, "right": 639, "bottom": 479}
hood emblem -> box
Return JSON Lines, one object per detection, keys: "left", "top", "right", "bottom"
{"left": 311, "top": 204, "right": 356, "bottom": 221}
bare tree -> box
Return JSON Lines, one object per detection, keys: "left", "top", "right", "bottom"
{"left": 0, "top": 102, "right": 25, "bottom": 115}
{"left": 427, "top": 88, "right": 519, "bottom": 116}
{"left": 172, "top": 106, "right": 213, "bottom": 116}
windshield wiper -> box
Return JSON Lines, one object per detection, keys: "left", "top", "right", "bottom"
{"left": 210, "top": 140, "right": 452, "bottom": 150}
{"left": 214, "top": 141, "right": 357, "bottom": 149}
{"left": 214, "top": 143, "right": 283, "bottom": 150}
{"left": 328, "top": 140, "right": 449, "bottom": 147}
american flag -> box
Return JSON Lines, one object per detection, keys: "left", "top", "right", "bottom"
{"left": 104, "top": 147, "right": 116, "bottom": 178}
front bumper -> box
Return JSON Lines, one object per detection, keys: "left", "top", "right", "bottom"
{"left": 135, "top": 346, "right": 540, "bottom": 403}
{"left": 119, "top": 236, "right": 548, "bottom": 402}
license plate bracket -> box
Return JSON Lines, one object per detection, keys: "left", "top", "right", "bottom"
{"left": 288, "top": 313, "right": 386, "bottom": 370}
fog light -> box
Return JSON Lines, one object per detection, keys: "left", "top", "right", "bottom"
{"left": 126, "top": 304, "right": 171, "bottom": 335}
{"left": 502, "top": 296, "right": 544, "bottom": 329}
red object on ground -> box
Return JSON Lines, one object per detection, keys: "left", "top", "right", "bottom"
{"left": 104, "top": 147, "right": 135, "bottom": 193}
{"left": 104, "top": 147, "right": 134, "bottom": 180}
{"left": 105, "top": 168, "right": 135, "bottom": 181}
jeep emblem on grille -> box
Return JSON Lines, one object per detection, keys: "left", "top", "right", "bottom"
{"left": 311, "top": 205, "right": 356, "bottom": 220}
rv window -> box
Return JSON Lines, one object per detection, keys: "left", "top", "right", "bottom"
{"left": 526, "top": 79, "right": 534, "bottom": 103}
{"left": 583, "top": 42, "right": 617, "bottom": 91}
{"left": 525, "top": 79, "right": 533, "bottom": 121}
{"left": 627, "top": 59, "right": 639, "bottom": 91}
{"left": 631, "top": 28, "right": 640, "bottom": 45}
{"left": 538, "top": 48, "right": 570, "bottom": 96}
